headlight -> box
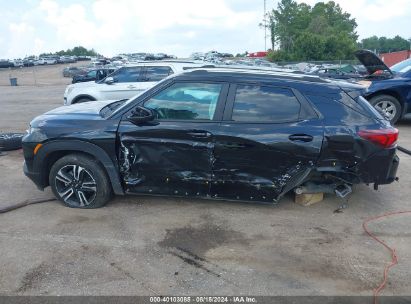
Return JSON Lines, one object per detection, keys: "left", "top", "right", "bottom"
{"left": 25, "top": 126, "right": 47, "bottom": 142}
{"left": 28, "top": 126, "right": 41, "bottom": 134}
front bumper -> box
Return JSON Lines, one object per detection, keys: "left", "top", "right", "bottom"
{"left": 23, "top": 160, "right": 45, "bottom": 191}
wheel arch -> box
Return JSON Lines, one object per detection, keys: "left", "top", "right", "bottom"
{"left": 34, "top": 140, "right": 124, "bottom": 195}
{"left": 72, "top": 94, "right": 97, "bottom": 104}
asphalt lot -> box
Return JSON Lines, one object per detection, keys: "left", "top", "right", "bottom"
{"left": 0, "top": 64, "right": 411, "bottom": 297}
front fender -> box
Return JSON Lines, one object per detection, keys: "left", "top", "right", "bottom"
{"left": 34, "top": 140, "right": 124, "bottom": 195}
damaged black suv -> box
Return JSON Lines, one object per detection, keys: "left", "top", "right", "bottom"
{"left": 23, "top": 68, "right": 399, "bottom": 208}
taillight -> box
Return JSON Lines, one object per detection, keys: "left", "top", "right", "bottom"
{"left": 358, "top": 128, "right": 399, "bottom": 148}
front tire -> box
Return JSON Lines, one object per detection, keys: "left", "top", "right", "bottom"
{"left": 49, "top": 154, "right": 112, "bottom": 208}
{"left": 74, "top": 97, "right": 93, "bottom": 104}
{"left": 369, "top": 94, "right": 401, "bottom": 124}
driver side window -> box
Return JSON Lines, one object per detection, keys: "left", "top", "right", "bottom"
{"left": 144, "top": 82, "right": 222, "bottom": 120}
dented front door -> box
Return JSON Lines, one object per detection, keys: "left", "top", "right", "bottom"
{"left": 118, "top": 122, "right": 220, "bottom": 196}
{"left": 117, "top": 81, "right": 228, "bottom": 197}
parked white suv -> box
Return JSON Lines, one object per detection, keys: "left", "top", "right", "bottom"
{"left": 64, "top": 62, "right": 209, "bottom": 105}
{"left": 36, "top": 57, "right": 58, "bottom": 65}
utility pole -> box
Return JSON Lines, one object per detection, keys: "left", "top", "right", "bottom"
{"left": 264, "top": 0, "right": 267, "bottom": 51}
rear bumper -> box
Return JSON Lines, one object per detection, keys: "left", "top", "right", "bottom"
{"left": 386, "top": 154, "right": 400, "bottom": 184}
{"left": 359, "top": 148, "right": 399, "bottom": 185}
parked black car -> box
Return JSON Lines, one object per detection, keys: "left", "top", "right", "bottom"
{"left": 72, "top": 67, "right": 117, "bottom": 83}
{"left": 0, "top": 60, "right": 12, "bottom": 68}
{"left": 62, "top": 66, "right": 84, "bottom": 78}
{"left": 309, "top": 64, "right": 367, "bottom": 80}
{"left": 22, "top": 69, "right": 399, "bottom": 208}
{"left": 354, "top": 50, "right": 411, "bottom": 124}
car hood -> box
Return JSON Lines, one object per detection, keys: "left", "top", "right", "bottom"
{"left": 38, "top": 100, "right": 117, "bottom": 120}
{"left": 354, "top": 49, "right": 392, "bottom": 75}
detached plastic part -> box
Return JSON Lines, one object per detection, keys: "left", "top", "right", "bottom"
{"left": 335, "top": 184, "right": 352, "bottom": 198}
{"left": 0, "top": 133, "right": 24, "bottom": 151}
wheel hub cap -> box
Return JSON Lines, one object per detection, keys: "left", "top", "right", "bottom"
{"left": 375, "top": 100, "right": 397, "bottom": 121}
{"left": 55, "top": 164, "right": 97, "bottom": 207}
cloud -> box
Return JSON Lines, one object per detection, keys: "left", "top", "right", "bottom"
{"left": 39, "top": 0, "right": 98, "bottom": 46}
{"left": 6, "top": 22, "right": 37, "bottom": 58}
{"left": 10, "top": 0, "right": 261, "bottom": 57}
{"left": 1, "top": 0, "right": 409, "bottom": 59}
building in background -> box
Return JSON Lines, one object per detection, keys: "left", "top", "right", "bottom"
{"left": 380, "top": 50, "right": 411, "bottom": 67}
{"left": 247, "top": 51, "right": 268, "bottom": 58}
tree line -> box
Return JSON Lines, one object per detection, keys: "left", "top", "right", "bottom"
{"left": 40, "top": 46, "right": 99, "bottom": 57}
{"left": 359, "top": 36, "right": 410, "bottom": 54}
{"left": 264, "top": 0, "right": 410, "bottom": 62}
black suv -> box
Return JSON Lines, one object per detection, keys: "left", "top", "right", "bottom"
{"left": 23, "top": 69, "right": 399, "bottom": 208}
{"left": 72, "top": 67, "right": 118, "bottom": 84}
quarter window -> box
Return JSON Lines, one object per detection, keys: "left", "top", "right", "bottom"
{"left": 232, "top": 85, "right": 301, "bottom": 122}
{"left": 144, "top": 82, "right": 222, "bottom": 120}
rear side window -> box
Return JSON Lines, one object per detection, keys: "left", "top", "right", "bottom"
{"left": 87, "top": 70, "right": 97, "bottom": 77}
{"left": 144, "top": 66, "right": 173, "bottom": 81}
{"left": 232, "top": 85, "right": 301, "bottom": 122}
{"left": 113, "top": 67, "right": 143, "bottom": 82}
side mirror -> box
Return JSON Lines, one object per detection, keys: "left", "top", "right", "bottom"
{"left": 127, "top": 106, "right": 155, "bottom": 125}
{"left": 104, "top": 76, "right": 114, "bottom": 84}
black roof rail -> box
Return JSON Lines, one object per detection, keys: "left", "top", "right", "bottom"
{"left": 183, "top": 65, "right": 216, "bottom": 70}
{"left": 184, "top": 68, "right": 329, "bottom": 83}
{"left": 140, "top": 60, "right": 198, "bottom": 64}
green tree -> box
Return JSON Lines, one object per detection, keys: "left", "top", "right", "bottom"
{"left": 40, "top": 46, "right": 99, "bottom": 57}
{"left": 266, "top": 0, "right": 357, "bottom": 61}
{"left": 360, "top": 35, "right": 410, "bottom": 53}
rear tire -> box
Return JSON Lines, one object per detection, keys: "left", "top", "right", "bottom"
{"left": 369, "top": 94, "right": 401, "bottom": 124}
{"left": 49, "top": 154, "right": 112, "bottom": 208}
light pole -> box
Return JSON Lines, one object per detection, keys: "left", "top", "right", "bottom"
{"left": 264, "top": 0, "right": 267, "bottom": 51}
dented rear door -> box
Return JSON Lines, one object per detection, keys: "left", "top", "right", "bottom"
{"left": 211, "top": 84, "right": 323, "bottom": 203}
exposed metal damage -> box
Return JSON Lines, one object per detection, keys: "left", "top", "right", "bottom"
{"left": 118, "top": 133, "right": 330, "bottom": 203}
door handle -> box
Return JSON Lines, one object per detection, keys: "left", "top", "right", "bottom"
{"left": 289, "top": 134, "right": 313, "bottom": 142}
{"left": 187, "top": 130, "right": 212, "bottom": 138}
{"left": 127, "top": 85, "right": 136, "bottom": 89}
{"left": 221, "top": 142, "right": 247, "bottom": 149}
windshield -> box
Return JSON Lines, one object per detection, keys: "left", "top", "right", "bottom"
{"left": 391, "top": 58, "right": 411, "bottom": 73}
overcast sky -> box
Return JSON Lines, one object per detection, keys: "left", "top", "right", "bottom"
{"left": 1, "top": 0, "right": 410, "bottom": 59}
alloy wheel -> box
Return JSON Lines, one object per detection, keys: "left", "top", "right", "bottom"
{"left": 55, "top": 164, "right": 97, "bottom": 207}
{"left": 374, "top": 100, "right": 397, "bottom": 121}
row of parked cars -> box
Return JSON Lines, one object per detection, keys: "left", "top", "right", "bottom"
{"left": 0, "top": 55, "right": 90, "bottom": 68}
{"left": 62, "top": 51, "right": 411, "bottom": 124}
{"left": 23, "top": 51, "right": 403, "bottom": 209}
